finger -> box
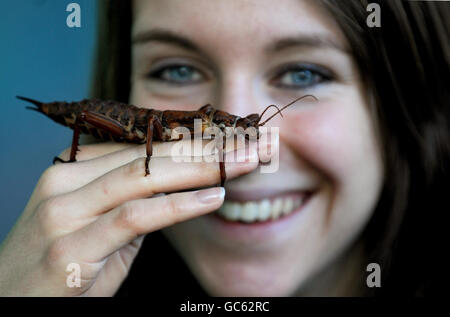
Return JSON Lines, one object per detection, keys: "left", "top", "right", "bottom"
{"left": 83, "top": 235, "right": 145, "bottom": 296}
{"left": 52, "top": 145, "right": 258, "bottom": 219}
{"left": 57, "top": 141, "right": 132, "bottom": 162}
{"left": 64, "top": 187, "right": 225, "bottom": 263}
{"left": 53, "top": 139, "right": 221, "bottom": 188}
{"left": 52, "top": 135, "right": 275, "bottom": 194}
{"left": 39, "top": 139, "right": 222, "bottom": 199}
{"left": 73, "top": 139, "right": 218, "bottom": 172}
{"left": 58, "top": 138, "right": 220, "bottom": 162}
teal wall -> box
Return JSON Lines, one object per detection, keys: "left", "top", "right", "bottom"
{"left": 0, "top": 1, "right": 98, "bottom": 241}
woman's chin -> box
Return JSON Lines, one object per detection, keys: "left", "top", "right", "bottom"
{"left": 193, "top": 260, "right": 303, "bottom": 297}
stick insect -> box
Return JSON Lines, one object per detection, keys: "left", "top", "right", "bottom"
{"left": 17, "top": 95, "right": 316, "bottom": 186}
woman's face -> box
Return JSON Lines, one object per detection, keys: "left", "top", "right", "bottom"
{"left": 130, "top": 0, "right": 384, "bottom": 296}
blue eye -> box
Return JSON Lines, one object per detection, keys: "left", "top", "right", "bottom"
{"left": 291, "top": 70, "right": 313, "bottom": 85}
{"left": 273, "top": 64, "right": 331, "bottom": 89}
{"left": 148, "top": 65, "right": 203, "bottom": 84}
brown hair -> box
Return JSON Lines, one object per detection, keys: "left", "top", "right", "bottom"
{"left": 91, "top": 0, "right": 449, "bottom": 296}
{"left": 317, "top": 0, "right": 449, "bottom": 296}
{"left": 91, "top": 1, "right": 131, "bottom": 103}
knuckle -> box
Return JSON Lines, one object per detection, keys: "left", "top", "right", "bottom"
{"left": 36, "top": 197, "right": 63, "bottom": 235}
{"left": 38, "top": 165, "right": 65, "bottom": 197}
{"left": 163, "top": 195, "right": 183, "bottom": 225}
{"left": 116, "top": 202, "right": 141, "bottom": 233}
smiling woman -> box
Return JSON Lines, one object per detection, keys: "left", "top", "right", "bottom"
{"left": 110, "top": 0, "right": 386, "bottom": 297}
{"left": 0, "top": 0, "right": 448, "bottom": 297}
{"left": 91, "top": 0, "right": 448, "bottom": 297}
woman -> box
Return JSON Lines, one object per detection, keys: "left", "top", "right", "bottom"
{"left": 0, "top": 0, "right": 448, "bottom": 296}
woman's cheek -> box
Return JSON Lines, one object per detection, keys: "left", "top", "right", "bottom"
{"left": 280, "top": 102, "right": 374, "bottom": 186}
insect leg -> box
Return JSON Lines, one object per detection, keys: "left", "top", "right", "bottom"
{"left": 53, "top": 110, "right": 126, "bottom": 164}
{"left": 145, "top": 114, "right": 163, "bottom": 176}
{"left": 53, "top": 115, "right": 82, "bottom": 164}
{"left": 217, "top": 133, "right": 227, "bottom": 187}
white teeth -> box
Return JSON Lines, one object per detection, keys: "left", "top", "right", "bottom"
{"left": 220, "top": 202, "right": 240, "bottom": 221}
{"left": 257, "top": 199, "right": 271, "bottom": 221}
{"left": 271, "top": 198, "right": 283, "bottom": 220}
{"left": 216, "top": 195, "right": 305, "bottom": 223}
{"left": 282, "top": 198, "right": 294, "bottom": 215}
{"left": 241, "top": 202, "right": 258, "bottom": 223}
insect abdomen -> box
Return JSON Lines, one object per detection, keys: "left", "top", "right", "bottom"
{"left": 19, "top": 97, "right": 154, "bottom": 143}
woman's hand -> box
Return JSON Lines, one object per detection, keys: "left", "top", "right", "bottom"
{"left": 0, "top": 139, "right": 263, "bottom": 296}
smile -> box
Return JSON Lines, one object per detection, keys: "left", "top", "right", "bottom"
{"left": 214, "top": 192, "right": 311, "bottom": 224}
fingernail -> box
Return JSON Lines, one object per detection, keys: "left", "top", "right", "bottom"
{"left": 196, "top": 187, "right": 225, "bottom": 204}
{"left": 263, "top": 134, "right": 273, "bottom": 146}
{"left": 266, "top": 144, "right": 272, "bottom": 156}
{"left": 235, "top": 146, "right": 257, "bottom": 163}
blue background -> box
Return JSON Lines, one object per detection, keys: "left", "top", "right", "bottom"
{"left": 0, "top": 1, "right": 97, "bottom": 242}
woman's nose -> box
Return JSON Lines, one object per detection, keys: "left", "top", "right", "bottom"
{"left": 214, "top": 71, "right": 261, "bottom": 118}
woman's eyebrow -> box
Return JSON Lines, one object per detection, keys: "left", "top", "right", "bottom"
{"left": 132, "top": 29, "right": 199, "bottom": 52}
{"left": 132, "top": 29, "right": 349, "bottom": 55}
{"left": 267, "top": 35, "right": 350, "bottom": 54}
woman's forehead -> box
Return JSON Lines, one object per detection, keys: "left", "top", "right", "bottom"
{"left": 132, "top": 0, "right": 348, "bottom": 52}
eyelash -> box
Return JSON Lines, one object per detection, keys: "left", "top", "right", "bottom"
{"left": 147, "top": 64, "right": 205, "bottom": 85}
{"left": 270, "top": 63, "right": 333, "bottom": 89}
{"left": 147, "top": 63, "right": 333, "bottom": 89}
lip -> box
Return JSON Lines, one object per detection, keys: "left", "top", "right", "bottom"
{"left": 224, "top": 187, "right": 312, "bottom": 202}
{"left": 204, "top": 189, "right": 314, "bottom": 244}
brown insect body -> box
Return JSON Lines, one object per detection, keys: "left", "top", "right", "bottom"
{"left": 19, "top": 97, "right": 249, "bottom": 142}
{"left": 19, "top": 97, "right": 159, "bottom": 143}
{"left": 18, "top": 95, "right": 316, "bottom": 185}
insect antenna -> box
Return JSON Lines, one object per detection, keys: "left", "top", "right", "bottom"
{"left": 257, "top": 105, "right": 283, "bottom": 125}
{"left": 257, "top": 94, "right": 318, "bottom": 126}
